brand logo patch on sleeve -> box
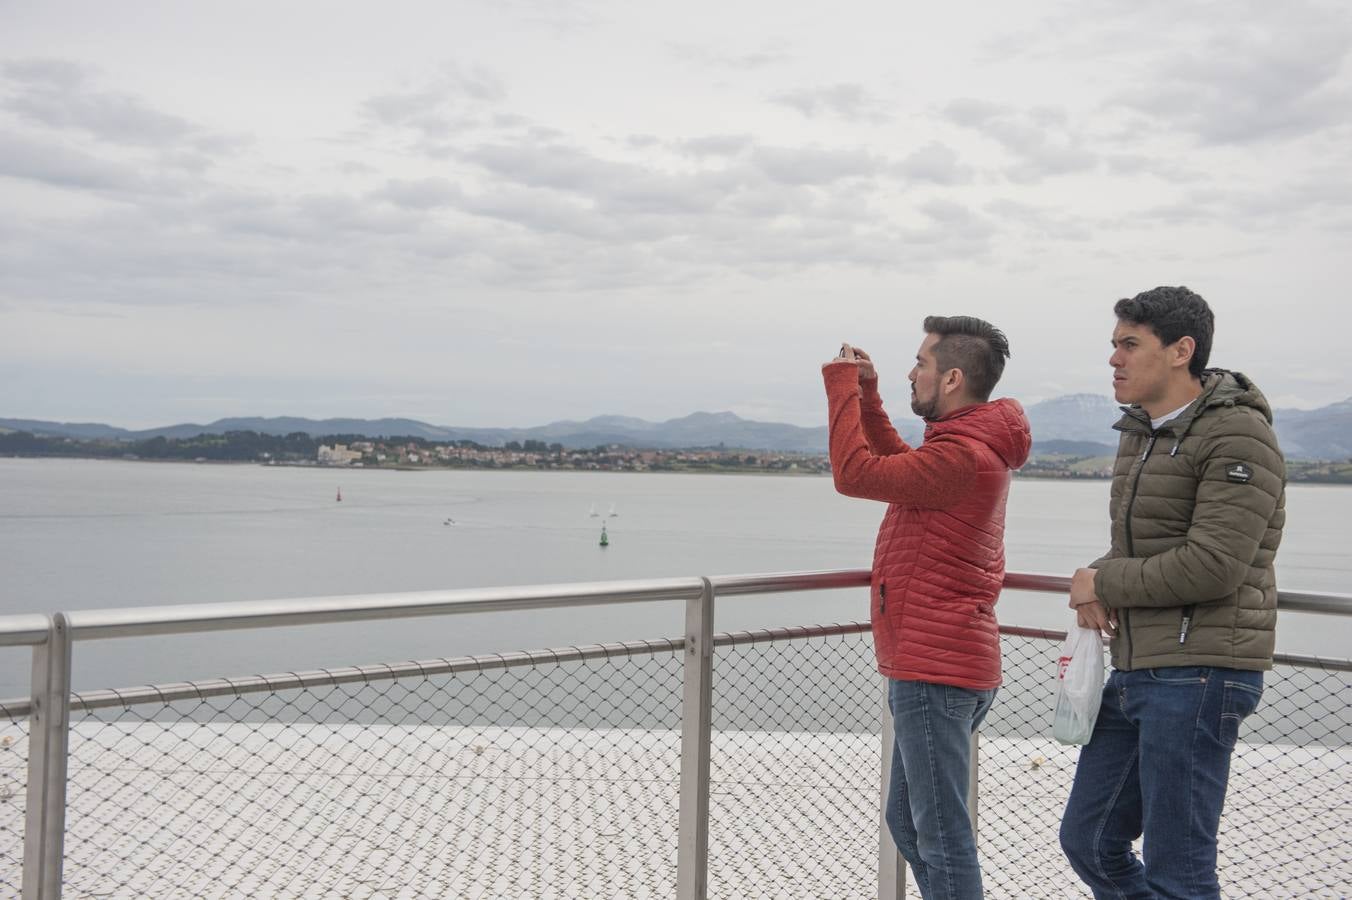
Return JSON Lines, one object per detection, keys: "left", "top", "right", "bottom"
{"left": 1226, "top": 463, "right": 1254, "bottom": 484}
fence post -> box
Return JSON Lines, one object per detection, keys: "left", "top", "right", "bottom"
{"left": 878, "top": 679, "right": 906, "bottom": 900}
{"left": 22, "top": 614, "right": 71, "bottom": 900}
{"left": 676, "top": 577, "right": 714, "bottom": 900}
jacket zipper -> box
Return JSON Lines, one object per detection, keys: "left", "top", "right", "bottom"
{"left": 1121, "top": 432, "right": 1158, "bottom": 668}
{"left": 879, "top": 582, "right": 886, "bottom": 614}
{"left": 1179, "top": 604, "right": 1195, "bottom": 644}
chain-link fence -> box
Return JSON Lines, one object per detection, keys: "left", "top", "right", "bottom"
{"left": 705, "top": 623, "right": 1351, "bottom": 899}
{"left": 708, "top": 624, "right": 882, "bottom": 898}
{"left": 56, "top": 643, "right": 686, "bottom": 899}
{"left": 0, "top": 700, "right": 30, "bottom": 898}
{"left": 2, "top": 606, "right": 1349, "bottom": 897}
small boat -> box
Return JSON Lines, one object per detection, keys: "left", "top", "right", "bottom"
{"left": 588, "top": 503, "right": 599, "bottom": 517}
{"left": 599, "top": 524, "right": 609, "bottom": 547}
{"left": 336, "top": 488, "right": 342, "bottom": 502}
{"left": 607, "top": 503, "right": 618, "bottom": 518}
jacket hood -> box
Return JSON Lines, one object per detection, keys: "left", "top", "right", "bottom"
{"left": 1197, "top": 369, "right": 1273, "bottom": 423}
{"left": 926, "top": 397, "right": 1031, "bottom": 469}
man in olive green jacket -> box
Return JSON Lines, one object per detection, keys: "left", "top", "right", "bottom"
{"left": 1059, "top": 286, "right": 1285, "bottom": 900}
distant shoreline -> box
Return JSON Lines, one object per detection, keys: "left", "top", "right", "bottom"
{"left": 7, "top": 453, "right": 1352, "bottom": 486}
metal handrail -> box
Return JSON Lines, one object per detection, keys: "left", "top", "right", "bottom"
{"left": 0, "top": 614, "right": 51, "bottom": 647}
{"left": 6, "top": 570, "right": 1344, "bottom": 646}
{"left": 60, "top": 577, "right": 706, "bottom": 640}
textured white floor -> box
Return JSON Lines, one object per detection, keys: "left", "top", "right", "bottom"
{"left": 0, "top": 723, "right": 1347, "bottom": 898}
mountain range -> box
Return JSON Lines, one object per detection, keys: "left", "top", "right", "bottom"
{"left": 4, "top": 394, "right": 1351, "bottom": 459}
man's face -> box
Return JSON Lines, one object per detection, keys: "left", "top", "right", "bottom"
{"left": 908, "top": 333, "right": 944, "bottom": 419}
{"left": 1109, "top": 320, "right": 1174, "bottom": 406}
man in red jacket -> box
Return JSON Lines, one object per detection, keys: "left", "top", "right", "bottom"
{"left": 823, "top": 315, "right": 1031, "bottom": 900}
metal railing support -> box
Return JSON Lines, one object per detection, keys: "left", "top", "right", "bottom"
{"left": 676, "top": 577, "right": 714, "bottom": 900}
{"left": 22, "top": 614, "right": 70, "bottom": 900}
{"left": 878, "top": 680, "right": 906, "bottom": 900}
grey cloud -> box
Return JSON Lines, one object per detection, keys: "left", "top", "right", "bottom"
{"left": 376, "top": 177, "right": 464, "bottom": 210}
{"left": 2, "top": 58, "right": 195, "bottom": 146}
{"left": 667, "top": 42, "right": 792, "bottom": 71}
{"left": 1134, "top": 172, "right": 1352, "bottom": 229}
{"left": 770, "top": 83, "right": 889, "bottom": 122}
{"left": 750, "top": 146, "right": 883, "bottom": 185}
{"left": 943, "top": 99, "right": 1099, "bottom": 182}
{"left": 679, "top": 134, "right": 754, "bottom": 157}
{"left": 984, "top": 198, "right": 1093, "bottom": 241}
{"left": 919, "top": 199, "right": 995, "bottom": 237}
{"left": 0, "top": 130, "right": 146, "bottom": 192}
{"left": 459, "top": 142, "right": 728, "bottom": 215}
{"left": 1117, "top": 25, "right": 1352, "bottom": 144}
{"left": 943, "top": 98, "right": 1003, "bottom": 128}
{"left": 1105, "top": 153, "right": 1204, "bottom": 184}
{"left": 977, "top": 1, "right": 1352, "bottom": 145}
{"left": 362, "top": 66, "right": 506, "bottom": 127}
{"left": 1, "top": 58, "right": 84, "bottom": 89}
{"left": 894, "top": 142, "right": 973, "bottom": 185}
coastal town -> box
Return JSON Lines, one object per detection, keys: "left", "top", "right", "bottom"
{"left": 4, "top": 427, "right": 1349, "bottom": 481}
{"left": 311, "top": 439, "right": 832, "bottom": 475}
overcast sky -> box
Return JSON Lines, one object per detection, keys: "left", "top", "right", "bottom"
{"left": 2, "top": 0, "right": 1349, "bottom": 429}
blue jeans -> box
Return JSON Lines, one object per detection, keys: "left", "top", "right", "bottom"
{"left": 886, "top": 678, "right": 997, "bottom": 900}
{"left": 1059, "top": 666, "right": 1264, "bottom": 900}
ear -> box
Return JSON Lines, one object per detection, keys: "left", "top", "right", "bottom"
{"left": 1171, "top": 336, "right": 1196, "bottom": 370}
{"left": 942, "top": 367, "right": 965, "bottom": 396}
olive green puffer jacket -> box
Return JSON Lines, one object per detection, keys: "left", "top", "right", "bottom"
{"left": 1091, "top": 370, "right": 1286, "bottom": 671}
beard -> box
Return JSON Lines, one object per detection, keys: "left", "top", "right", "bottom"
{"left": 909, "top": 384, "right": 940, "bottom": 419}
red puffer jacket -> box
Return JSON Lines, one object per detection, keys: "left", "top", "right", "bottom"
{"left": 824, "top": 366, "right": 1032, "bottom": 690}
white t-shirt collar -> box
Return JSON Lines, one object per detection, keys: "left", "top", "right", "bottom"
{"left": 1150, "top": 401, "right": 1194, "bottom": 431}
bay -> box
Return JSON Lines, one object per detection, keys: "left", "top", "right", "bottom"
{"left": 0, "top": 458, "right": 1346, "bottom": 697}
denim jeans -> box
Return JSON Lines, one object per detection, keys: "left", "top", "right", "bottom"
{"left": 885, "top": 678, "right": 997, "bottom": 900}
{"left": 1059, "top": 666, "right": 1264, "bottom": 900}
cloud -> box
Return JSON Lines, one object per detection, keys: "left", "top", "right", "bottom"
{"left": 0, "top": 130, "right": 147, "bottom": 192}
{"left": 1132, "top": 170, "right": 1352, "bottom": 230}
{"left": 678, "top": 134, "right": 755, "bottom": 157}
{"left": 667, "top": 42, "right": 792, "bottom": 71}
{"left": 376, "top": 177, "right": 464, "bottom": 210}
{"left": 769, "top": 83, "right": 889, "bottom": 122}
{"left": 943, "top": 99, "right": 1099, "bottom": 182}
{"left": 977, "top": 1, "right": 1352, "bottom": 145}
{"left": 894, "top": 142, "right": 973, "bottom": 185}
{"left": 357, "top": 64, "right": 508, "bottom": 148}
{"left": 1, "top": 58, "right": 211, "bottom": 149}
{"left": 984, "top": 198, "right": 1093, "bottom": 241}
{"left": 749, "top": 145, "right": 884, "bottom": 185}
{"left": 1116, "top": 24, "right": 1352, "bottom": 144}
{"left": 362, "top": 65, "right": 505, "bottom": 126}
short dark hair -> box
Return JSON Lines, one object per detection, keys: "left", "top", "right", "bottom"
{"left": 922, "top": 315, "right": 1010, "bottom": 402}
{"left": 1113, "top": 286, "right": 1213, "bottom": 378}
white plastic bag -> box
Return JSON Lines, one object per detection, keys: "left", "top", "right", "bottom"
{"left": 1053, "top": 626, "right": 1106, "bottom": 745}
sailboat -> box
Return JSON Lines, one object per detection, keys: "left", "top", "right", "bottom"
{"left": 336, "top": 487, "right": 342, "bottom": 502}
{"left": 607, "top": 503, "right": 618, "bottom": 518}
{"left": 588, "top": 503, "right": 599, "bottom": 517}
{"left": 599, "top": 524, "right": 609, "bottom": 547}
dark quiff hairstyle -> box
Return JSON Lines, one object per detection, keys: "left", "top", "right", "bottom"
{"left": 922, "top": 315, "right": 1011, "bottom": 402}
{"left": 1113, "top": 285, "right": 1213, "bottom": 379}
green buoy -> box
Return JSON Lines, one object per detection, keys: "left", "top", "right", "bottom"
{"left": 599, "top": 524, "right": 609, "bottom": 547}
